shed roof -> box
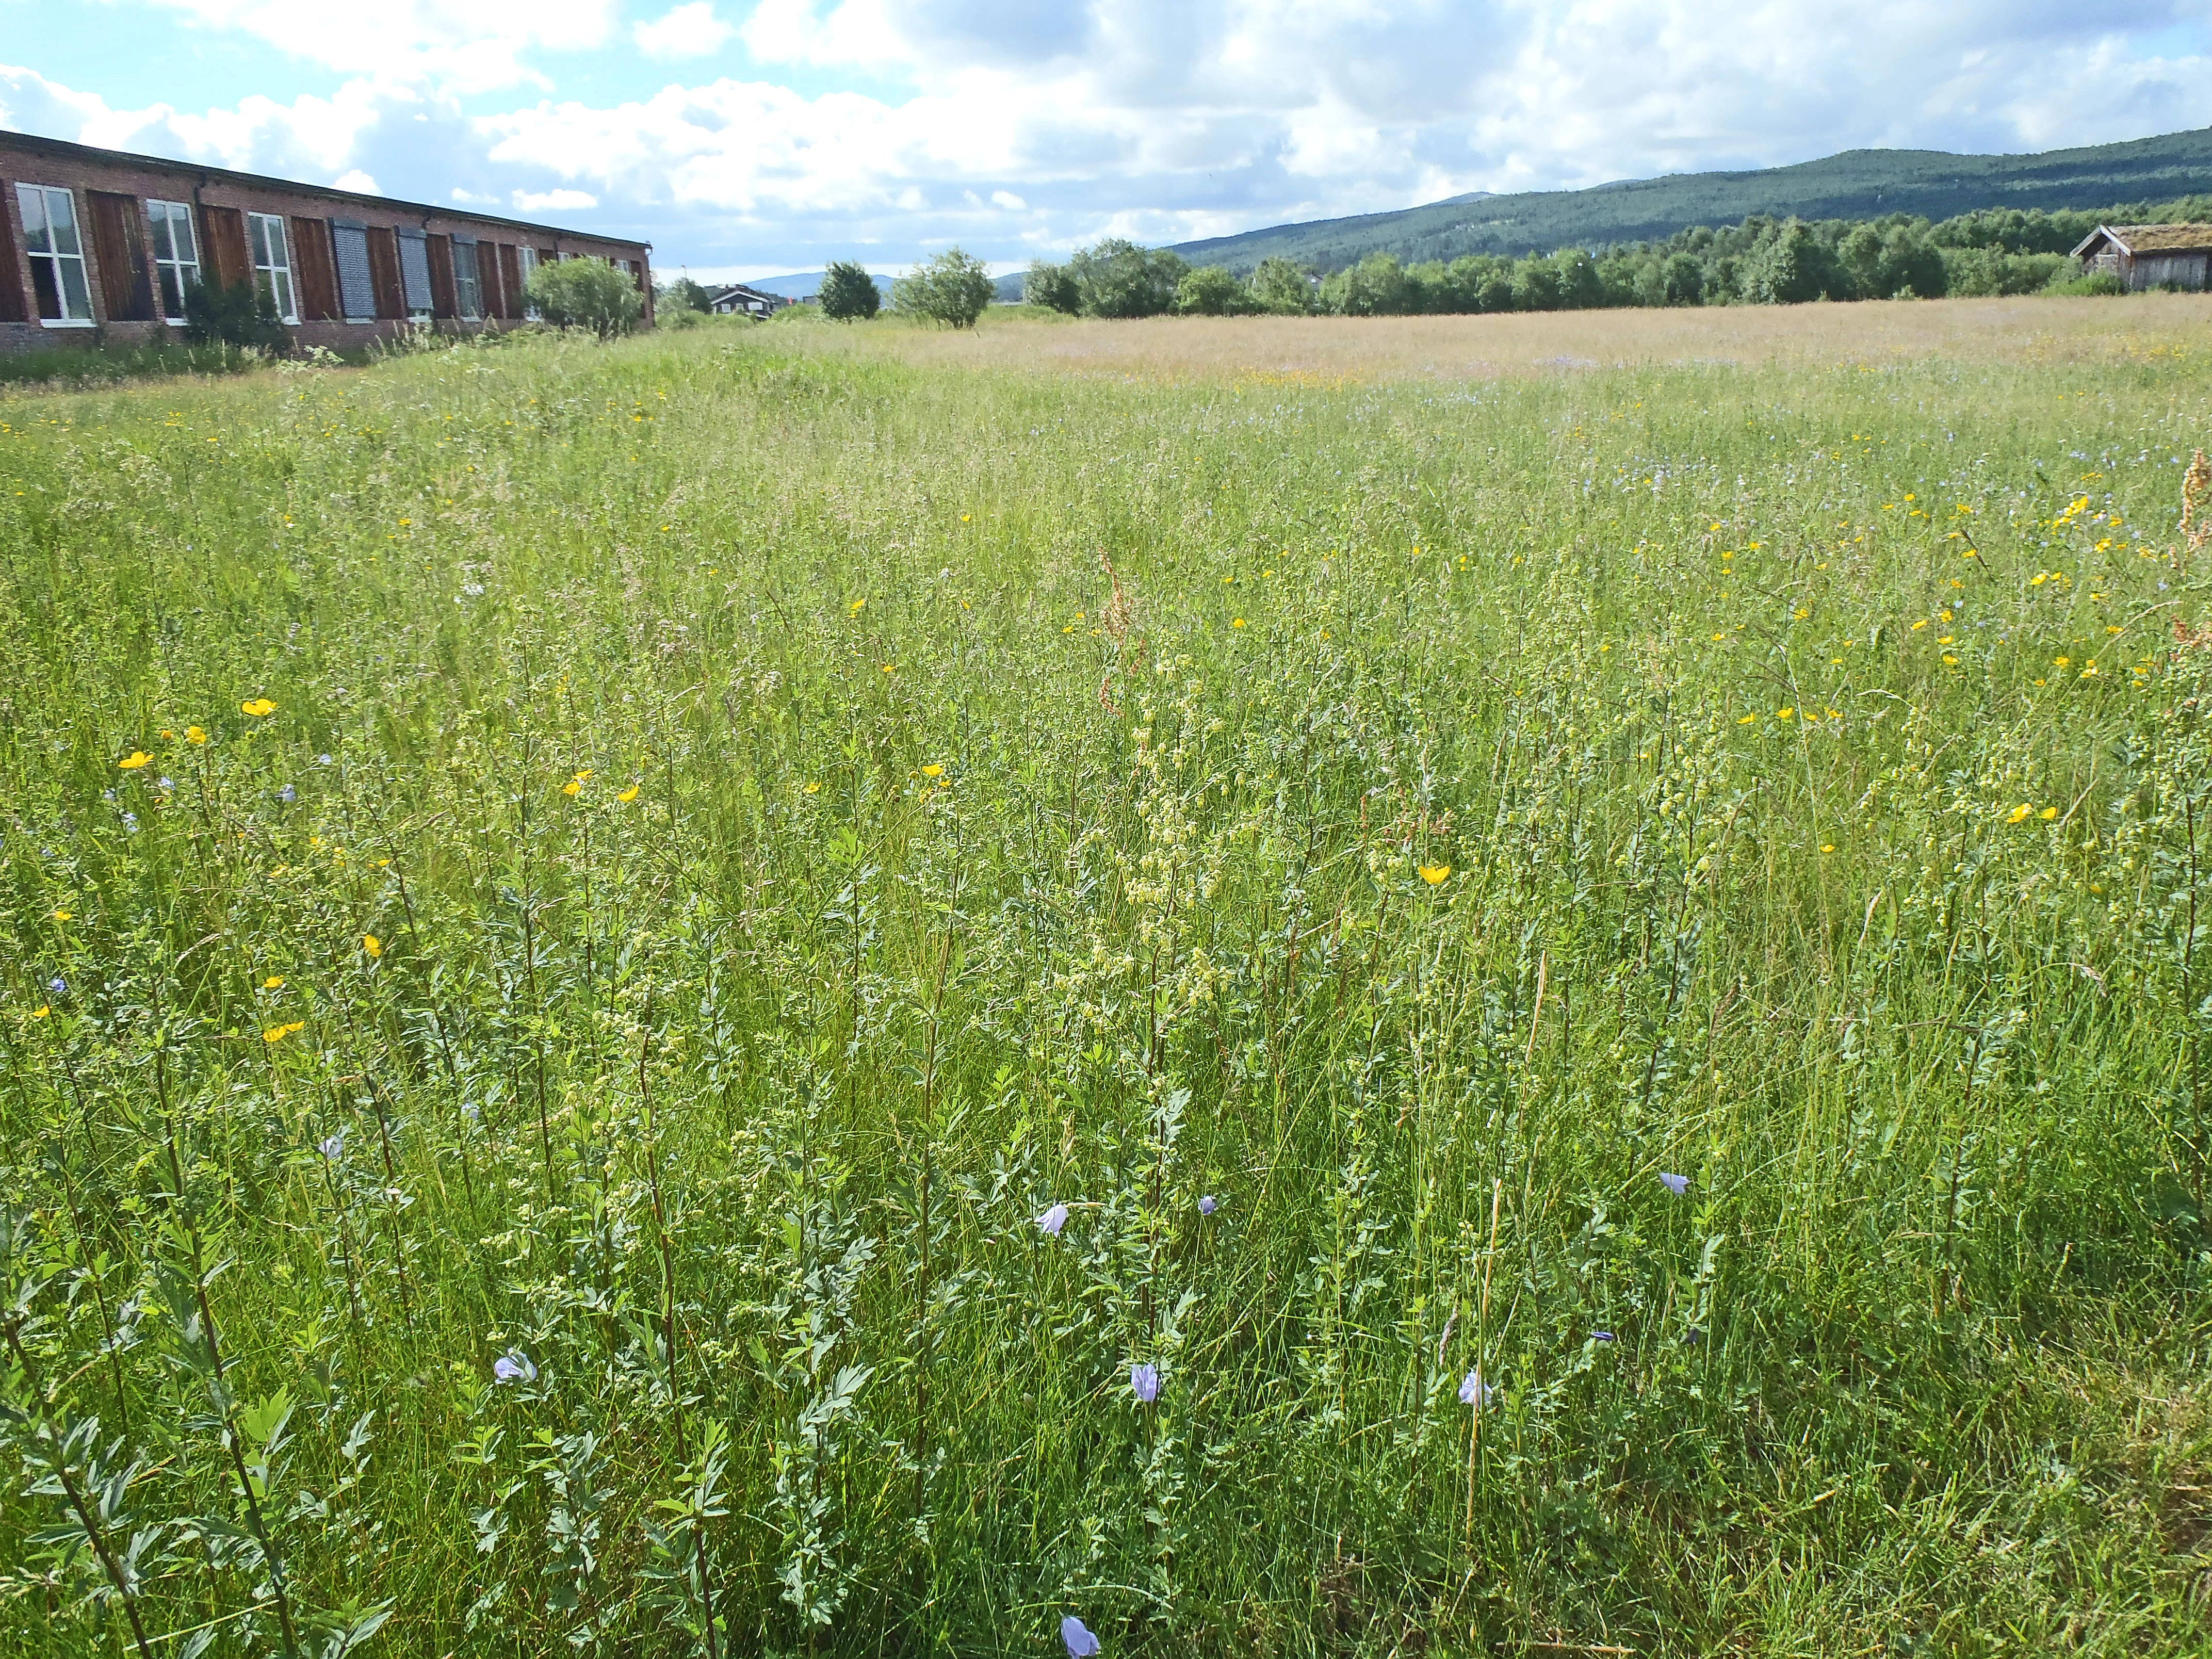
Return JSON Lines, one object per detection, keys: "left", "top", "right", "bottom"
{"left": 2070, "top": 223, "right": 2212, "bottom": 259}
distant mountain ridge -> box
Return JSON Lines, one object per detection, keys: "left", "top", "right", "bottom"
{"left": 1167, "top": 127, "right": 2212, "bottom": 274}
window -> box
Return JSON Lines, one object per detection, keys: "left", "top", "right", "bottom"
{"left": 452, "top": 238, "right": 483, "bottom": 319}
{"left": 331, "top": 221, "right": 376, "bottom": 322}
{"left": 517, "top": 244, "right": 540, "bottom": 318}
{"left": 248, "top": 212, "right": 297, "bottom": 323}
{"left": 15, "top": 184, "right": 93, "bottom": 324}
{"left": 147, "top": 199, "right": 200, "bottom": 322}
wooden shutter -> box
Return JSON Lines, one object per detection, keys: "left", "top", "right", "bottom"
{"left": 201, "top": 204, "right": 250, "bottom": 288}
{"left": 87, "top": 191, "right": 155, "bottom": 321}
{"left": 0, "top": 178, "right": 28, "bottom": 323}
{"left": 426, "top": 233, "right": 457, "bottom": 319}
{"left": 498, "top": 242, "right": 522, "bottom": 317}
{"left": 290, "top": 216, "right": 339, "bottom": 321}
{"left": 477, "top": 242, "right": 506, "bottom": 319}
{"left": 366, "top": 226, "right": 404, "bottom": 320}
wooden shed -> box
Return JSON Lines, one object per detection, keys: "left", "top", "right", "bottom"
{"left": 2069, "top": 223, "right": 2212, "bottom": 291}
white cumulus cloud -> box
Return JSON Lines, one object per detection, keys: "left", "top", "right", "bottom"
{"left": 635, "top": 3, "right": 736, "bottom": 61}
{"left": 513, "top": 186, "right": 601, "bottom": 210}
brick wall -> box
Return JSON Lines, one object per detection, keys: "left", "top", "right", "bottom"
{"left": 0, "top": 132, "right": 654, "bottom": 354}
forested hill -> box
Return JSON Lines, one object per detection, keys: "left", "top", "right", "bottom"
{"left": 1170, "top": 126, "right": 2212, "bottom": 273}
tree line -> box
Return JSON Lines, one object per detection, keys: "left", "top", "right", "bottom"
{"left": 1023, "top": 195, "right": 2212, "bottom": 319}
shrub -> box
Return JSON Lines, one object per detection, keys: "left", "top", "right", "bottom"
{"left": 182, "top": 277, "right": 289, "bottom": 351}
{"left": 1024, "top": 261, "right": 1080, "bottom": 314}
{"left": 1068, "top": 238, "right": 1186, "bottom": 319}
{"left": 659, "top": 276, "right": 712, "bottom": 315}
{"left": 1248, "top": 256, "right": 1314, "bottom": 315}
{"left": 2048, "top": 269, "right": 2127, "bottom": 297}
{"left": 820, "top": 261, "right": 881, "bottom": 322}
{"left": 526, "top": 258, "right": 645, "bottom": 338}
{"left": 1176, "top": 265, "right": 1256, "bottom": 316}
{"left": 1322, "top": 253, "right": 1410, "bottom": 317}
{"left": 895, "top": 248, "right": 995, "bottom": 329}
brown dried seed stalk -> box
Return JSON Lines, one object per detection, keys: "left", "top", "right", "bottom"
{"left": 2183, "top": 449, "right": 2212, "bottom": 559}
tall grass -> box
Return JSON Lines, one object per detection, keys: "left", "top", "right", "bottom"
{"left": 3, "top": 312, "right": 2211, "bottom": 1656}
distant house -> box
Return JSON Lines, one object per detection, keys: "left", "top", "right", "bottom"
{"left": 707, "top": 282, "right": 789, "bottom": 317}
{"left": 2069, "top": 224, "right": 2212, "bottom": 291}
{"left": 1, "top": 129, "right": 652, "bottom": 353}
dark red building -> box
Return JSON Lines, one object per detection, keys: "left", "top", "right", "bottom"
{"left": 1, "top": 129, "right": 653, "bottom": 353}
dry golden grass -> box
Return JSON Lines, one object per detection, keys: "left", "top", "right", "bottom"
{"left": 806, "top": 291, "right": 2212, "bottom": 383}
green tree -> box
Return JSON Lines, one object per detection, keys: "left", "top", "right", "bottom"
{"left": 1023, "top": 261, "right": 1080, "bottom": 314}
{"left": 1248, "top": 256, "right": 1314, "bottom": 315}
{"left": 1068, "top": 238, "right": 1186, "bottom": 319}
{"left": 1176, "top": 265, "right": 1255, "bottom": 316}
{"left": 819, "top": 261, "right": 881, "bottom": 321}
{"left": 658, "top": 276, "right": 712, "bottom": 314}
{"left": 1511, "top": 257, "right": 1563, "bottom": 311}
{"left": 1474, "top": 265, "right": 1517, "bottom": 312}
{"left": 527, "top": 257, "right": 646, "bottom": 337}
{"left": 894, "top": 248, "right": 995, "bottom": 328}
{"left": 1322, "top": 252, "right": 1410, "bottom": 316}
{"left": 1742, "top": 218, "right": 1842, "bottom": 304}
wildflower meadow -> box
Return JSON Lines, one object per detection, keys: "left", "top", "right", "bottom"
{"left": 5, "top": 301, "right": 2212, "bottom": 1655}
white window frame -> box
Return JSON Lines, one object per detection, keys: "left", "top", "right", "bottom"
{"left": 248, "top": 212, "right": 298, "bottom": 324}
{"left": 517, "top": 244, "right": 540, "bottom": 318}
{"left": 15, "top": 183, "right": 94, "bottom": 326}
{"left": 145, "top": 199, "right": 200, "bottom": 323}
{"left": 452, "top": 237, "right": 483, "bottom": 320}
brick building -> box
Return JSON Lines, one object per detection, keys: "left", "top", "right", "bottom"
{"left": 1, "top": 129, "right": 653, "bottom": 353}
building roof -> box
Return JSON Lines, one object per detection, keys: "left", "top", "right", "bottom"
{"left": 0, "top": 126, "right": 649, "bottom": 251}
{"left": 2071, "top": 222, "right": 2212, "bottom": 259}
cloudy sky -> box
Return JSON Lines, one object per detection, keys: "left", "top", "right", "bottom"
{"left": 5, "top": 1, "right": 2209, "bottom": 282}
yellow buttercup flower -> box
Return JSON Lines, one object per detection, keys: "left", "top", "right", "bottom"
{"left": 187, "top": 726, "right": 207, "bottom": 744}
{"left": 363, "top": 934, "right": 382, "bottom": 958}
{"left": 1419, "top": 865, "right": 1451, "bottom": 886}
{"left": 263, "top": 975, "right": 285, "bottom": 989}
{"left": 921, "top": 764, "right": 943, "bottom": 778}
{"left": 2007, "top": 804, "right": 2032, "bottom": 824}
{"left": 563, "top": 769, "right": 591, "bottom": 797}
{"left": 52, "top": 909, "right": 72, "bottom": 922}
{"left": 2039, "top": 806, "right": 2058, "bottom": 820}
{"left": 241, "top": 698, "right": 277, "bottom": 717}
{"left": 119, "top": 751, "right": 152, "bottom": 770}
{"left": 616, "top": 784, "right": 640, "bottom": 803}
{"left": 30, "top": 1005, "right": 50, "bottom": 1019}
{"left": 804, "top": 782, "right": 822, "bottom": 794}
{"left": 263, "top": 1020, "right": 305, "bottom": 1044}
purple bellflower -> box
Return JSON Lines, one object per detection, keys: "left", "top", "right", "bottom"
{"left": 1062, "top": 1616, "right": 1101, "bottom": 1657}
{"left": 1131, "top": 1362, "right": 1160, "bottom": 1403}
{"left": 493, "top": 1349, "right": 536, "bottom": 1385}
{"left": 1198, "top": 1195, "right": 1217, "bottom": 1216}
{"left": 1658, "top": 1172, "right": 1689, "bottom": 1196}
{"left": 1034, "top": 1202, "right": 1069, "bottom": 1237}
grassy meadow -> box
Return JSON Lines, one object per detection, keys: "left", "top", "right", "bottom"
{"left": 7, "top": 298, "right": 2212, "bottom": 1656}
